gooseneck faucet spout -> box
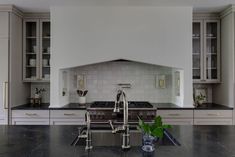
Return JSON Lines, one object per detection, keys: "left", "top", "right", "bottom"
{"left": 109, "top": 89, "right": 130, "bottom": 149}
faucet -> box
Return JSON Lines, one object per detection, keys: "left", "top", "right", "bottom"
{"left": 109, "top": 89, "right": 130, "bottom": 149}
{"left": 71, "top": 112, "right": 92, "bottom": 150}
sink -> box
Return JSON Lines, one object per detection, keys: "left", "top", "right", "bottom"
{"left": 73, "top": 125, "right": 180, "bottom": 147}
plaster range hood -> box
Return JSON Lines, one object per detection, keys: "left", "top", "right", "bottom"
{"left": 56, "top": 59, "right": 184, "bottom": 108}
{"left": 50, "top": 6, "right": 193, "bottom": 108}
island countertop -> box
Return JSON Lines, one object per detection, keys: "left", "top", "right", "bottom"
{"left": 0, "top": 125, "right": 235, "bottom": 157}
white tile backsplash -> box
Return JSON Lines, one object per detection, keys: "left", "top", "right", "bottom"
{"left": 69, "top": 61, "right": 174, "bottom": 103}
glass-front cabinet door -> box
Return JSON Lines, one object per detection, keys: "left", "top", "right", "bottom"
{"left": 192, "top": 19, "right": 220, "bottom": 83}
{"left": 192, "top": 20, "right": 203, "bottom": 81}
{"left": 23, "top": 19, "right": 39, "bottom": 81}
{"left": 204, "top": 20, "right": 220, "bottom": 82}
{"left": 40, "top": 20, "right": 50, "bottom": 81}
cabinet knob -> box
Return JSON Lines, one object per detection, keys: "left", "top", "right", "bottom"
{"left": 25, "top": 113, "right": 37, "bottom": 116}
{"left": 64, "top": 113, "right": 76, "bottom": 116}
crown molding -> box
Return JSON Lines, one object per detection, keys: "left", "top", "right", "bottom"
{"left": 0, "top": 4, "right": 23, "bottom": 17}
{"left": 220, "top": 5, "right": 235, "bottom": 18}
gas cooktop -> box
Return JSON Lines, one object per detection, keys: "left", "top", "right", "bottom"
{"left": 90, "top": 101, "right": 153, "bottom": 108}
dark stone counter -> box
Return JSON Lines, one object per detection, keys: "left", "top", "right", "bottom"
{"left": 11, "top": 103, "right": 50, "bottom": 110}
{"left": 152, "top": 103, "right": 233, "bottom": 110}
{"left": 0, "top": 125, "right": 235, "bottom": 157}
{"left": 11, "top": 103, "right": 89, "bottom": 110}
{"left": 12, "top": 102, "right": 233, "bottom": 110}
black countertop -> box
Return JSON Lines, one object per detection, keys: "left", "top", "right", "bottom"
{"left": 0, "top": 125, "right": 235, "bottom": 157}
{"left": 11, "top": 103, "right": 89, "bottom": 110}
{"left": 152, "top": 103, "right": 233, "bottom": 110}
{"left": 12, "top": 103, "right": 233, "bottom": 110}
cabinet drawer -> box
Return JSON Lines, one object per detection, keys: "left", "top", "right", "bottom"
{"left": 12, "top": 118, "right": 49, "bottom": 125}
{"left": 50, "top": 110, "right": 86, "bottom": 119}
{"left": 157, "top": 110, "right": 193, "bottom": 118}
{"left": 12, "top": 110, "right": 49, "bottom": 118}
{"left": 50, "top": 119, "right": 86, "bottom": 125}
{"left": 162, "top": 118, "right": 193, "bottom": 125}
{"left": 194, "top": 110, "right": 233, "bottom": 118}
{"left": 194, "top": 118, "right": 233, "bottom": 125}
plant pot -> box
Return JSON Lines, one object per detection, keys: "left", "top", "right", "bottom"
{"left": 78, "top": 96, "right": 86, "bottom": 104}
{"left": 142, "top": 134, "right": 156, "bottom": 152}
{"left": 34, "top": 94, "right": 41, "bottom": 99}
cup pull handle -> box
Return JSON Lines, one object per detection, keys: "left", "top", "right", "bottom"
{"left": 3, "top": 82, "right": 8, "bottom": 109}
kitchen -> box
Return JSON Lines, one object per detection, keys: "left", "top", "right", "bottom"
{"left": 0, "top": 0, "right": 235, "bottom": 156}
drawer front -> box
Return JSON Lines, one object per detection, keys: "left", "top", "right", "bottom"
{"left": 50, "top": 119, "right": 86, "bottom": 125}
{"left": 194, "top": 118, "right": 233, "bottom": 125}
{"left": 162, "top": 118, "right": 193, "bottom": 125}
{"left": 50, "top": 110, "right": 86, "bottom": 119}
{"left": 194, "top": 110, "right": 233, "bottom": 118}
{"left": 12, "top": 110, "right": 49, "bottom": 118}
{"left": 12, "top": 118, "right": 49, "bottom": 125}
{"left": 157, "top": 110, "right": 193, "bottom": 118}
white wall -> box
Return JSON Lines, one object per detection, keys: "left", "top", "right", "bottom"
{"left": 50, "top": 6, "right": 193, "bottom": 107}
{"left": 213, "top": 12, "right": 234, "bottom": 107}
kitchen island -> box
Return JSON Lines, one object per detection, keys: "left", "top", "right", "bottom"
{"left": 0, "top": 125, "right": 235, "bottom": 157}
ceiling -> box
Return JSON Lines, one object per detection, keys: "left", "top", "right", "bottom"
{"left": 0, "top": 0, "right": 234, "bottom": 13}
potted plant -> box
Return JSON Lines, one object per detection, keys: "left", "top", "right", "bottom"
{"left": 34, "top": 88, "right": 45, "bottom": 98}
{"left": 194, "top": 93, "right": 206, "bottom": 107}
{"left": 138, "top": 116, "right": 171, "bottom": 152}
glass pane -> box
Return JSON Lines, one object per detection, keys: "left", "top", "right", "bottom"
{"left": 192, "top": 22, "right": 201, "bottom": 80}
{"left": 42, "top": 22, "right": 50, "bottom": 80}
{"left": 25, "top": 22, "right": 37, "bottom": 79}
{"left": 206, "top": 22, "right": 218, "bottom": 79}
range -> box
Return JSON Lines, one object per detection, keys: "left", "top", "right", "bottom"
{"left": 87, "top": 101, "right": 156, "bottom": 124}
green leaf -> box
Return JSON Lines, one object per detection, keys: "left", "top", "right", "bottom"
{"left": 152, "top": 128, "right": 164, "bottom": 138}
{"left": 154, "top": 116, "right": 162, "bottom": 127}
{"left": 162, "top": 124, "right": 172, "bottom": 129}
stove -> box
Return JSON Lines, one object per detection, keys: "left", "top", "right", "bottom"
{"left": 90, "top": 101, "right": 153, "bottom": 109}
{"left": 88, "top": 101, "right": 156, "bottom": 123}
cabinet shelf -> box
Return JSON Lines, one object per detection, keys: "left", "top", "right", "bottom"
{"left": 207, "top": 67, "right": 217, "bottom": 70}
{"left": 193, "top": 53, "right": 200, "bottom": 55}
{"left": 26, "top": 66, "right": 36, "bottom": 68}
{"left": 26, "top": 53, "right": 36, "bottom": 55}
{"left": 26, "top": 36, "right": 36, "bottom": 39}
{"left": 206, "top": 37, "right": 217, "bottom": 39}
{"left": 206, "top": 53, "right": 217, "bottom": 55}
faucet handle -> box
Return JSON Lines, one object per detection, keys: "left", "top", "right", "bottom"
{"left": 109, "top": 120, "right": 117, "bottom": 134}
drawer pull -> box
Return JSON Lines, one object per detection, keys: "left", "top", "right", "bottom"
{"left": 168, "top": 114, "right": 180, "bottom": 116}
{"left": 25, "top": 113, "right": 37, "bottom": 116}
{"left": 64, "top": 113, "right": 76, "bottom": 116}
{"left": 207, "top": 113, "right": 219, "bottom": 116}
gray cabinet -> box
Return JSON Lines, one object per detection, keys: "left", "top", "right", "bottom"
{"left": 12, "top": 110, "right": 50, "bottom": 125}
{"left": 23, "top": 18, "right": 50, "bottom": 82}
{"left": 193, "top": 17, "right": 220, "bottom": 83}
{"left": 157, "top": 110, "right": 194, "bottom": 125}
{"left": 50, "top": 110, "right": 86, "bottom": 125}
{"left": 194, "top": 110, "right": 233, "bottom": 125}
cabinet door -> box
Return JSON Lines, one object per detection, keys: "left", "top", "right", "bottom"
{"left": 204, "top": 20, "right": 220, "bottom": 82}
{"left": 0, "top": 38, "right": 9, "bottom": 124}
{"left": 193, "top": 20, "right": 204, "bottom": 82}
{"left": 23, "top": 19, "right": 40, "bottom": 81}
{"left": 39, "top": 19, "right": 50, "bottom": 81}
